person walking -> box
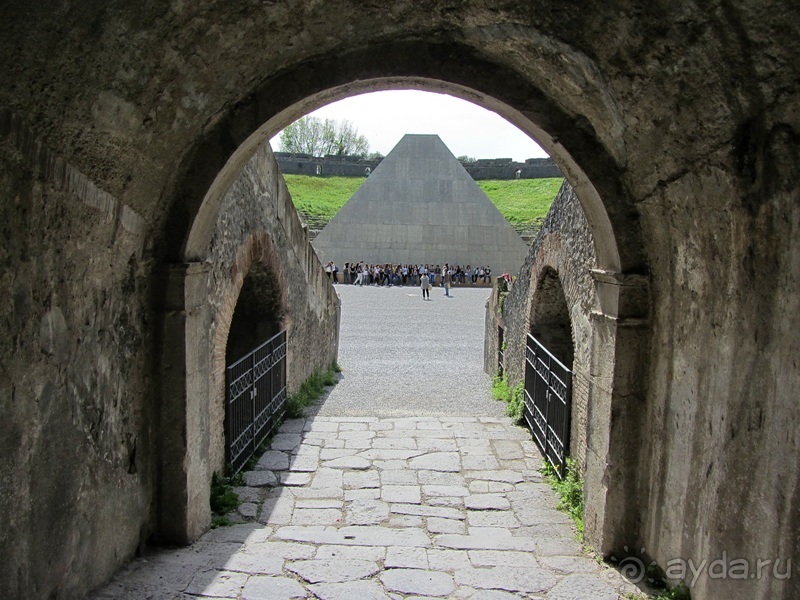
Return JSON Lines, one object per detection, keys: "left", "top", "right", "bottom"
{"left": 420, "top": 272, "right": 430, "bottom": 300}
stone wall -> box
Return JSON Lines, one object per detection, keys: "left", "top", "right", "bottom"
{"left": 485, "top": 181, "right": 597, "bottom": 468}
{"left": 465, "top": 157, "right": 563, "bottom": 180}
{"left": 0, "top": 116, "right": 156, "bottom": 599}
{"left": 275, "top": 152, "right": 562, "bottom": 180}
{"left": 158, "top": 140, "right": 341, "bottom": 545}
{"left": 208, "top": 142, "right": 340, "bottom": 394}
{"left": 0, "top": 116, "right": 340, "bottom": 599}
{"left": 1, "top": 2, "right": 799, "bottom": 598}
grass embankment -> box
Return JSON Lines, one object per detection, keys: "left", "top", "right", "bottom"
{"left": 283, "top": 175, "right": 363, "bottom": 228}
{"left": 283, "top": 174, "right": 563, "bottom": 231}
{"left": 476, "top": 178, "right": 563, "bottom": 230}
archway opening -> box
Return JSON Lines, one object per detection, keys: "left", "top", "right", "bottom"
{"left": 167, "top": 46, "right": 648, "bottom": 551}
{"left": 531, "top": 267, "right": 574, "bottom": 370}
{"left": 225, "top": 262, "right": 285, "bottom": 365}
{"left": 215, "top": 231, "right": 292, "bottom": 476}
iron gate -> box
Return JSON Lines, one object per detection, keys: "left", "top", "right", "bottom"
{"left": 497, "top": 326, "right": 505, "bottom": 377}
{"left": 225, "top": 329, "right": 287, "bottom": 473}
{"left": 524, "top": 333, "right": 572, "bottom": 479}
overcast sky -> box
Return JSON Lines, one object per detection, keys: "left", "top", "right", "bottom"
{"left": 270, "top": 90, "right": 548, "bottom": 162}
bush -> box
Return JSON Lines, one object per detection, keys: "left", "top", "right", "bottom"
{"left": 491, "top": 373, "right": 511, "bottom": 402}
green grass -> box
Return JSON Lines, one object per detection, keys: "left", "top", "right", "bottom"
{"left": 541, "top": 458, "right": 585, "bottom": 539}
{"left": 282, "top": 174, "right": 563, "bottom": 229}
{"left": 285, "top": 363, "right": 340, "bottom": 418}
{"left": 283, "top": 175, "right": 364, "bottom": 222}
{"left": 476, "top": 178, "right": 563, "bottom": 227}
{"left": 491, "top": 373, "right": 525, "bottom": 423}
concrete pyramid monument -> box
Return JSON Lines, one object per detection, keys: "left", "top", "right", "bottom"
{"left": 311, "top": 134, "right": 529, "bottom": 274}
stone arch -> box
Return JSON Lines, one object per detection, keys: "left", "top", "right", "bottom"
{"left": 211, "top": 232, "right": 289, "bottom": 470}
{"left": 214, "top": 231, "right": 288, "bottom": 385}
{"left": 486, "top": 181, "right": 642, "bottom": 554}
{"left": 165, "top": 44, "right": 652, "bottom": 551}
{"left": 521, "top": 198, "right": 597, "bottom": 475}
{"left": 171, "top": 39, "right": 640, "bottom": 278}
{"left": 164, "top": 30, "right": 649, "bottom": 558}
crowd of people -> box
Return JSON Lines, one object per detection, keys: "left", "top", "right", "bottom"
{"left": 324, "top": 261, "right": 494, "bottom": 287}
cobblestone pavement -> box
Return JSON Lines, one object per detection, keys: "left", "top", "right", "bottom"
{"left": 92, "top": 286, "right": 639, "bottom": 599}
{"left": 94, "top": 416, "right": 638, "bottom": 599}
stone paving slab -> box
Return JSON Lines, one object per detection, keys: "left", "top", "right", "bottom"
{"left": 92, "top": 417, "right": 640, "bottom": 599}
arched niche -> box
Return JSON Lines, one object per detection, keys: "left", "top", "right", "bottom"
{"left": 531, "top": 267, "right": 575, "bottom": 370}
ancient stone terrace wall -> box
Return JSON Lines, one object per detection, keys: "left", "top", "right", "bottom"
{"left": 465, "top": 157, "right": 563, "bottom": 180}
{"left": 275, "top": 152, "right": 562, "bottom": 180}
{"left": 275, "top": 152, "right": 381, "bottom": 178}
{"left": 485, "top": 181, "right": 596, "bottom": 468}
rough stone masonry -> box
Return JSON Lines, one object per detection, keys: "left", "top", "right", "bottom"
{"left": 0, "top": 2, "right": 798, "bottom": 599}
{"left": 93, "top": 415, "right": 640, "bottom": 600}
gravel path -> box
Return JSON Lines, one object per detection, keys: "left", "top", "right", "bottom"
{"left": 308, "top": 284, "right": 505, "bottom": 418}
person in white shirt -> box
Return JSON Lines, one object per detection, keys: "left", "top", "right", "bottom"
{"left": 420, "top": 272, "right": 430, "bottom": 300}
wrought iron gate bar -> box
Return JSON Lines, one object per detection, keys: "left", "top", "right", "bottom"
{"left": 523, "top": 333, "right": 572, "bottom": 479}
{"left": 225, "top": 329, "right": 287, "bottom": 473}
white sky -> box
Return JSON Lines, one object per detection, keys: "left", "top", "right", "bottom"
{"left": 270, "top": 90, "right": 548, "bottom": 162}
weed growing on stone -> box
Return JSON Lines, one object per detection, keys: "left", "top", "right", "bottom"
{"left": 541, "top": 458, "right": 584, "bottom": 539}
{"left": 285, "top": 363, "right": 340, "bottom": 418}
{"left": 491, "top": 373, "right": 524, "bottom": 424}
{"left": 491, "top": 373, "right": 511, "bottom": 401}
{"left": 506, "top": 382, "right": 524, "bottom": 423}
{"left": 210, "top": 473, "right": 240, "bottom": 528}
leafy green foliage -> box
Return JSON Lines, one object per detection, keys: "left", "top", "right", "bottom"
{"left": 279, "top": 116, "right": 369, "bottom": 157}
{"left": 491, "top": 374, "right": 524, "bottom": 424}
{"left": 506, "top": 382, "right": 524, "bottom": 423}
{"left": 209, "top": 473, "right": 239, "bottom": 528}
{"left": 541, "top": 458, "right": 584, "bottom": 538}
{"left": 491, "top": 373, "right": 511, "bottom": 402}
{"left": 285, "top": 363, "right": 340, "bottom": 418}
{"left": 497, "top": 290, "right": 510, "bottom": 314}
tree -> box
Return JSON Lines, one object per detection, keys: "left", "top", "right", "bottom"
{"left": 279, "top": 116, "right": 370, "bottom": 157}
{"left": 458, "top": 155, "right": 477, "bottom": 163}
